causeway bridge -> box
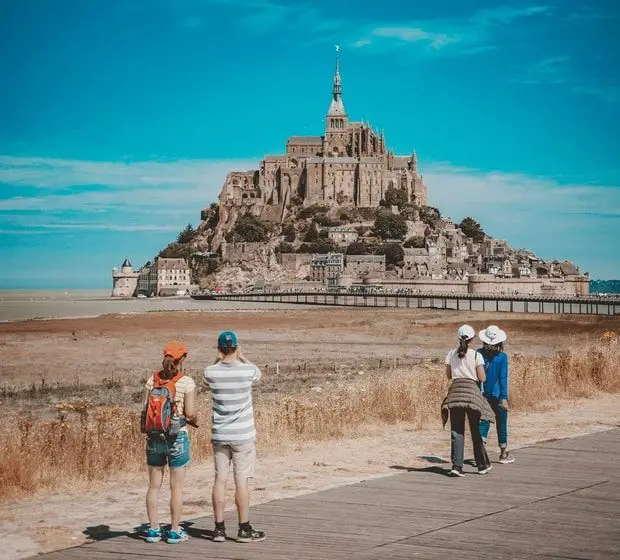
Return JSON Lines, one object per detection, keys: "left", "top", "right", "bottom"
{"left": 194, "top": 291, "right": 620, "bottom": 315}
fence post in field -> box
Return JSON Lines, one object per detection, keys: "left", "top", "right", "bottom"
{"left": 379, "top": 359, "right": 383, "bottom": 368}
{"left": 276, "top": 362, "right": 280, "bottom": 375}
{"left": 304, "top": 362, "right": 308, "bottom": 374}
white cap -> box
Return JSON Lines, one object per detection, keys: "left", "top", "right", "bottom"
{"left": 457, "top": 324, "right": 475, "bottom": 340}
{"left": 479, "top": 325, "right": 507, "bottom": 345}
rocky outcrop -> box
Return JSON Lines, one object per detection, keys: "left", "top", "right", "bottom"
{"left": 207, "top": 239, "right": 286, "bottom": 291}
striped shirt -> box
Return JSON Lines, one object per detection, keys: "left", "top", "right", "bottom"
{"left": 203, "top": 360, "right": 261, "bottom": 445}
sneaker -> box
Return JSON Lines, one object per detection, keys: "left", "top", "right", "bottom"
{"left": 145, "top": 527, "right": 162, "bottom": 543}
{"left": 449, "top": 466, "right": 464, "bottom": 477}
{"left": 499, "top": 451, "right": 515, "bottom": 464}
{"left": 236, "top": 525, "right": 266, "bottom": 543}
{"left": 213, "top": 527, "right": 226, "bottom": 543}
{"left": 167, "top": 528, "right": 188, "bottom": 544}
{"left": 478, "top": 464, "right": 493, "bottom": 475}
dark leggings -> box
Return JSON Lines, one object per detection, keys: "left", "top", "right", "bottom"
{"left": 450, "top": 407, "right": 490, "bottom": 470}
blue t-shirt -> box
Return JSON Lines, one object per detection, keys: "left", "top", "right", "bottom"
{"left": 477, "top": 349, "right": 509, "bottom": 400}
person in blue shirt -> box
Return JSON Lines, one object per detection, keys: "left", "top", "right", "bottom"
{"left": 478, "top": 325, "right": 515, "bottom": 464}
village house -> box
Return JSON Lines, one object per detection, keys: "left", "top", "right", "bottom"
{"left": 327, "top": 226, "right": 359, "bottom": 247}
{"left": 311, "top": 252, "right": 345, "bottom": 286}
{"left": 139, "top": 258, "right": 192, "bottom": 296}
{"left": 345, "top": 254, "right": 386, "bottom": 278}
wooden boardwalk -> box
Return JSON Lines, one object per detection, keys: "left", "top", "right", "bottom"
{"left": 37, "top": 429, "right": 620, "bottom": 560}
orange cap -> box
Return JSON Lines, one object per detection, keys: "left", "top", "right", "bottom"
{"left": 163, "top": 341, "right": 188, "bottom": 361}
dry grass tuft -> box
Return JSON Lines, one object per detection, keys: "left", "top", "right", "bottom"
{"left": 1, "top": 339, "right": 618, "bottom": 500}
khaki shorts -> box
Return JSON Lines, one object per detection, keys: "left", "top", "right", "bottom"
{"left": 213, "top": 440, "right": 256, "bottom": 484}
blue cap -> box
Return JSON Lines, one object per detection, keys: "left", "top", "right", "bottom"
{"left": 217, "top": 331, "right": 238, "bottom": 349}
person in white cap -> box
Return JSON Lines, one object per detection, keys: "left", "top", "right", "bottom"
{"left": 442, "top": 325, "right": 493, "bottom": 476}
{"left": 478, "top": 325, "right": 515, "bottom": 464}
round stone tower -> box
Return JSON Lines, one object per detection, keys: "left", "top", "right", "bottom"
{"left": 111, "top": 258, "right": 140, "bottom": 298}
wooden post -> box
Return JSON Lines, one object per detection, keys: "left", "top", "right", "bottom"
{"left": 276, "top": 362, "right": 280, "bottom": 375}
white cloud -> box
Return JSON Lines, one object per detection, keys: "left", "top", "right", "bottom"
{"left": 423, "top": 163, "right": 620, "bottom": 275}
{"left": 517, "top": 55, "right": 571, "bottom": 84}
{"left": 351, "top": 4, "right": 551, "bottom": 56}
{"left": 2, "top": 154, "right": 618, "bottom": 276}
{"left": 16, "top": 224, "right": 183, "bottom": 232}
{"left": 0, "top": 156, "right": 256, "bottom": 190}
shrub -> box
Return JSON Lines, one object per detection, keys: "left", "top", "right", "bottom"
{"left": 276, "top": 242, "right": 294, "bottom": 253}
{"left": 158, "top": 243, "right": 193, "bottom": 260}
{"left": 384, "top": 187, "right": 408, "bottom": 208}
{"left": 404, "top": 236, "right": 426, "bottom": 249}
{"left": 346, "top": 241, "right": 370, "bottom": 255}
{"left": 419, "top": 206, "right": 441, "bottom": 229}
{"left": 232, "top": 214, "right": 268, "bottom": 242}
{"left": 374, "top": 213, "right": 407, "bottom": 240}
{"left": 298, "top": 204, "right": 329, "bottom": 220}
{"left": 459, "top": 216, "right": 486, "bottom": 242}
{"left": 374, "top": 243, "right": 405, "bottom": 266}
{"left": 281, "top": 223, "right": 296, "bottom": 241}
{"left": 297, "top": 240, "right": 338, "bottom": 254}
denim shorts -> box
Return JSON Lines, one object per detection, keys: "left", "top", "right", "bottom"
{"left": 146, "top": 431, "right": 190, "bottom": 468}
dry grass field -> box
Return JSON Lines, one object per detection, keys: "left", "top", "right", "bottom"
{"left": 1, "top": 309, "right": 618, "bottom": 500}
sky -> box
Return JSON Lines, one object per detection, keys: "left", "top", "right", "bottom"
{"left": 0, "top": 0, "right": 619, "bottom": 288}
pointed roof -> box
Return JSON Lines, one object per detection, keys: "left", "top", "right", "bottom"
{"left": 327, "top": 46, "right": 347, "bottom": 117}
{"left": 121, "top": 258, "right": 132, "bottom": 268}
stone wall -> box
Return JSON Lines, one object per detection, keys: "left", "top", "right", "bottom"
{"left": 221, "top": 241, "right": 266, "bottom": 262}
{"left": 278, "top": 252, "right": 313, "bottom": 271}
{"left": 468, "top": 275, "right": 590, "bottom": 296}
{"left": 378, "top": 279, "right": 469, "bottom": 294}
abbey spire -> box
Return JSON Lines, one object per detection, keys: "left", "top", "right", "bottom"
{"left": 327, "top": 45, "right": 347, "bottom": 124}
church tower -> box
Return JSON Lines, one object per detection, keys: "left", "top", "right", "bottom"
{"left": 325, "top": 46, "right": 348, "bottom": 156}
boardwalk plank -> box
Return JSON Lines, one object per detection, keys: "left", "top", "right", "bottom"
{"left": 33, "top": 429, "right": 620, "bottom": 560}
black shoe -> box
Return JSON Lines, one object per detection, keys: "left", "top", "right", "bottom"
{"left": 236, "top": 525, "right": 266, "bottom": 543}
{"left": 213, "top": 527, "right": 226, "bottom": 542}
{"left": 449, "top": 466, "right": 464, "bottom": 477}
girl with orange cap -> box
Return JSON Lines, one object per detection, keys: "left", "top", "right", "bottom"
{"left": 143, "top": 341, "right": 197, "bottom": 544}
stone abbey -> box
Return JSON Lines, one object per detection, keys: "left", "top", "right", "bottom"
{"left": 219, "top": 52, "right": 428, "bottom": 222}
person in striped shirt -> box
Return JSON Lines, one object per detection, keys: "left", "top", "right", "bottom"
{"left": 203, "top": 331, "right": 265, "bottom": 544}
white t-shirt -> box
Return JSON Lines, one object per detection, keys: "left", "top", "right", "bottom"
{"left": 445, "top": 348, "right": 484, "bottom": 381}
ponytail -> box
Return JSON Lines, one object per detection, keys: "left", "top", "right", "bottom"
{"left": 160, "top": 355, "right": 180, "bottom": 380}
{"left": 457, "top": 338, "right": 470, "bottom": 358}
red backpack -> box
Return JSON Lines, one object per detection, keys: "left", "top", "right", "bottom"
{"left": 141, "top": 371, "right": 184, "bottom": 439}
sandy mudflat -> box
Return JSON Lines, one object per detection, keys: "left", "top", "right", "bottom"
{"left": 2, "top": 307, "right": 619, "bottom": 390}
{"left": 0, "top": 290, "right": 310, "bottom": 322}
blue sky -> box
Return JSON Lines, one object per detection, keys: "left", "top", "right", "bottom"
{"left": 1, "top": 0, "right": 619, "bottom": 288}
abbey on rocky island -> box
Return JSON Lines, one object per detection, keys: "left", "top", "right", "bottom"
{"left": 218, "top": 51, "right": 427, "bottom": 222}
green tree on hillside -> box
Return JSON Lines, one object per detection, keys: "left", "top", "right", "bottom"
{"left": 177, "top": 223, "right": 196, "bottom": 244}
{"left": 374, "top": 243, "right": 405, "bottom": 267}
{"left": 459, "top": 216, "right": 486, "bottom": 242}
{"left": 346, "top": 241, "right": 370, "bottom": 255}
{"left": 384, "top": 186, "right": 409, "bottom": 208}
{"left": 419, "top": 206, "right": 441, "bottom": 229}
{"left": 374, "top": 212, "right": 408, "bottom": 240}
{"left": 232, "top": 214, "right": 268, "bottom": 242}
